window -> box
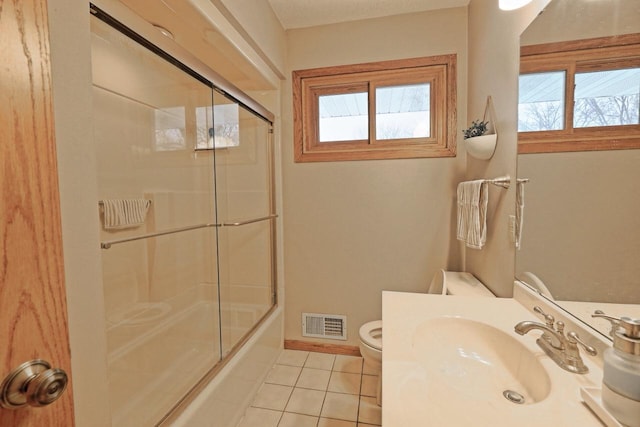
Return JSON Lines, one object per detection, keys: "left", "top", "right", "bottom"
{"left": 519, "top": 34, "right": 640, "bottom": 154}
{"left": 154, "top": 107, "right": 186, "bottom": 151}
{"left": 195, "top": 96, "right": 241, "bottom": 150}
{"left": 293, "top": 55, "right": 457, "bottom": 162}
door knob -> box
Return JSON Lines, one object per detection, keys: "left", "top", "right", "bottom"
{"left": 0, "top": 360, "right": 68, "bottom": 409}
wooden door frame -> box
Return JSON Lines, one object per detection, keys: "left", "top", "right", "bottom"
{"left": 0, "top": 0, "right": 75, "bottom": 424}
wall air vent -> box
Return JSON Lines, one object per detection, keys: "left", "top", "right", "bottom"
{"left": 302, "top": 313, "right": 347, "bottom": 340}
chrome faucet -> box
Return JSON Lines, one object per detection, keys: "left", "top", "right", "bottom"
{"left": 514, "top": 321, "right": 564, "bottom": 348}
{"left": 514, "top": 306, "right": 597, "bottom": 374}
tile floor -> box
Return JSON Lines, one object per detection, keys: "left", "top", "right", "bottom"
{"left": 236, "top": 349, "right": 381, "bottom": 427}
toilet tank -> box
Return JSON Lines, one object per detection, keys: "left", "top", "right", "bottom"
{"left": 427, "top": 269, "right": 495, "bottom": 297}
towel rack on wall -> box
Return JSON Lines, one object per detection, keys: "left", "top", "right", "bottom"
{"left": 483, "top": 176, "right": 512, "bottom": 189}
{"left": 478, "top": 176, "right": 530, "bottom": 189}
{"left": 100, "top": 214, "right": 278, "bottom": 249}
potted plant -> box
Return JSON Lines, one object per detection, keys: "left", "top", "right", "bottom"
{"left": 463, "top": 120, "right": 488, "bottom": 139}
{"left": 463, "top": 119, "right": 496, "bottom": 160}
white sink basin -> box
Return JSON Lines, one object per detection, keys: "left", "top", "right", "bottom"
{"left": 412, "top": 317, "right": 551, "bottom": 404}
{"left": 383, "top": 292, "right": 606, "bottom": 427}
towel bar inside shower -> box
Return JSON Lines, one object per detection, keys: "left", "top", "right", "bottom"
{"left": 98, "top": 200, "right": 153, "bottom": 206}
{"left": 100, "top": 214, "right": 278, "bottom": 249}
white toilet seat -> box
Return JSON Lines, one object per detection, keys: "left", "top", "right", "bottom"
{"left": 359, "top": 320, "right": 382, "bottom": 351}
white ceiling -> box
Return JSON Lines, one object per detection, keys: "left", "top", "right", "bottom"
{"left": 267, "top": 0, "right": 470, "bottom": 30}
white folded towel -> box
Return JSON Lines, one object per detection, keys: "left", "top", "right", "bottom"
{"left": 456, "top": 180, "right": 488, "bottom": 249}
{"left": 515, "top": 180, "right": 525, "bottom": 249}
{"left": 101, "top": 199, "right": 151, "bottom": 230}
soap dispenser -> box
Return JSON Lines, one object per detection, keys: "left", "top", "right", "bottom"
{"left": 592, "top": 311, "right": 640, "bottom": 427}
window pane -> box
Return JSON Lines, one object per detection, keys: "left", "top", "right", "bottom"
{"left": 518, "top": 71, "right": 565, "bottom": 132}
{"left": 196, "top": 98, "right": 240, "bottom": 149}
{"left": 154, "top": 107, "right": 186, "bottom": 151}
{"left": 574, "top": 68, "right": 640, "bottom": 128}
{"left": 376, "top": 84, "right": 430, "bottom": 140}
{"left": 318, "top": 92, "right": 368, "bottom": 142}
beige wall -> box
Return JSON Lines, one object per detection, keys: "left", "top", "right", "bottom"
{"left": 465, "top": 0, "right": 550, "bottom": 297}
{"left": 517, "top": 150, "right": 640, "bottom": 303}
{"left": 282, "top": 8, "right": 469, "bottom": 346}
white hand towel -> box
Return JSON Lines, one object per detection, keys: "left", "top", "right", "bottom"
{"left": 101, "top": 199, "right": 151, "bottom": 230}
{"left": 515, "top": 181, "right": 525, "bottom": 249}
{"left": 456, "top": 180, "right": 488, "bottom": 249}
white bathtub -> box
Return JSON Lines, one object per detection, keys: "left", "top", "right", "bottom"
{"left": 169, "top": 306, "right": 283, "bottom": 427}
{"left": 106, "top": 284, "right": 282, "bottom": 427}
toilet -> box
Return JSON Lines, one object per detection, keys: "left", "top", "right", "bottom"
{"left": 358, "top": 269, "right": 495, "bottom": 405}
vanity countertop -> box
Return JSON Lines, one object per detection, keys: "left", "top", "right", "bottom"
{"left": 382, "top": 291, "right": 608, "bottom": 426}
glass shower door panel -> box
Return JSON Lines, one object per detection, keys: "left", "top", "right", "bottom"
{"left": 214, "top": 94, "right": 275, "bottom": 355}
{"left": 217, "top": 222, "right": 274, "bottom": 355}
{"left": 100, "top": 231, "right": 219, "bottom": 427}
{"left": 91, "top": 17, "right": 221, "bottom": 427}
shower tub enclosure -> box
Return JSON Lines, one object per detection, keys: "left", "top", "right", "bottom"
{"left": 90, "top": 5, "right": 278, "bottom": 426}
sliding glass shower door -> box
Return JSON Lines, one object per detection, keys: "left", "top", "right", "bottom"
{"left": 212, "top": 92, "right": 276, "bottom": 356}
{"left": 90, "top": 9, "right": 276, "bottom": 426}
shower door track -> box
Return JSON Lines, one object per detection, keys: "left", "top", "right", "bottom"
{"left": 100, "top": 214, "right": 278, "bottom": 249}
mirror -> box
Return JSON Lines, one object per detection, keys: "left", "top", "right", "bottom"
{"left": 517, "top": 0, "right": 640, "bottom": 337}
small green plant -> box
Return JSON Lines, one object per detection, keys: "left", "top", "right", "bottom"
{"left": 463, "top": 120, "right": 488, "bottom": 139}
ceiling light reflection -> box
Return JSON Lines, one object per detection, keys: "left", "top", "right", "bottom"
{"left": 499, "top": 0, "right": 533, "bottom": 11}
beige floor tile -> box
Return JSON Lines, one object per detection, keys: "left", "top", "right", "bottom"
{"left": 327, "top": 371, "right": 361, "bottom": 395}
{"left": 320, "top": 392, "right": 359, "bottom": 422}
{"left": 296, "top": 367, "right": 331, "bottom": 390}
{"left": 362, "top": 360, "right": 379, "bottom": 376}
{"left": 333, "top": 355, "right": 363, "bottom": 374}
{"left": 247, "top": 351, "right": 382, "bottom": 427}
{"left": 278, "top": 412, "right": 318, "bottom": 427}
{"left": 357, "top": 396, "right": 381, "bottom": 425}
{"left": 251, "top": 383, "right": 293, "bottom": 411}
{"left": 236, "top": 407, "right": 282, "bottom": 427}
{"left": 318, "top": 418, "right": 357, "bottom": 427}
{"left": 277, "top": 349, "right": 309, "bottom": 367}
{"left": 284, "top": 388, "right": 325, "bottom": 416}
{"left": 360, "top": 375, "right": 377, "bottom": 397}
{"left": 305, "top": 352, "right": 336, "bottom": 370}
{"left": 265, "top": 365, "right": 302, "bottom": 386}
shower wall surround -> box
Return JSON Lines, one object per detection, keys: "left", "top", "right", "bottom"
{"left": 91, "top": 12, "right": 276, "bottom": 426}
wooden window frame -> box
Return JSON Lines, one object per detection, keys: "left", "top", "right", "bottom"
{"left": 519, "top": 34, "right": 640, "bottom": 154}
{"left": 292, "top": 55, "right": 457, "bottom": 162}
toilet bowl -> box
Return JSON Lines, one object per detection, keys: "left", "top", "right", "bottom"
{"left": 359, "top": 320, "right": 383, "bottom": 405}
{"left": 358, "top": 269, "right": 494, "bottom": 406}
{"left": 359, "top": 320, "right": 382, "bottom": 369}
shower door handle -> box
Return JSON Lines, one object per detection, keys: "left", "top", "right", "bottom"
{"left": 0, "top": 359, "right": 68, "bottom": 409}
